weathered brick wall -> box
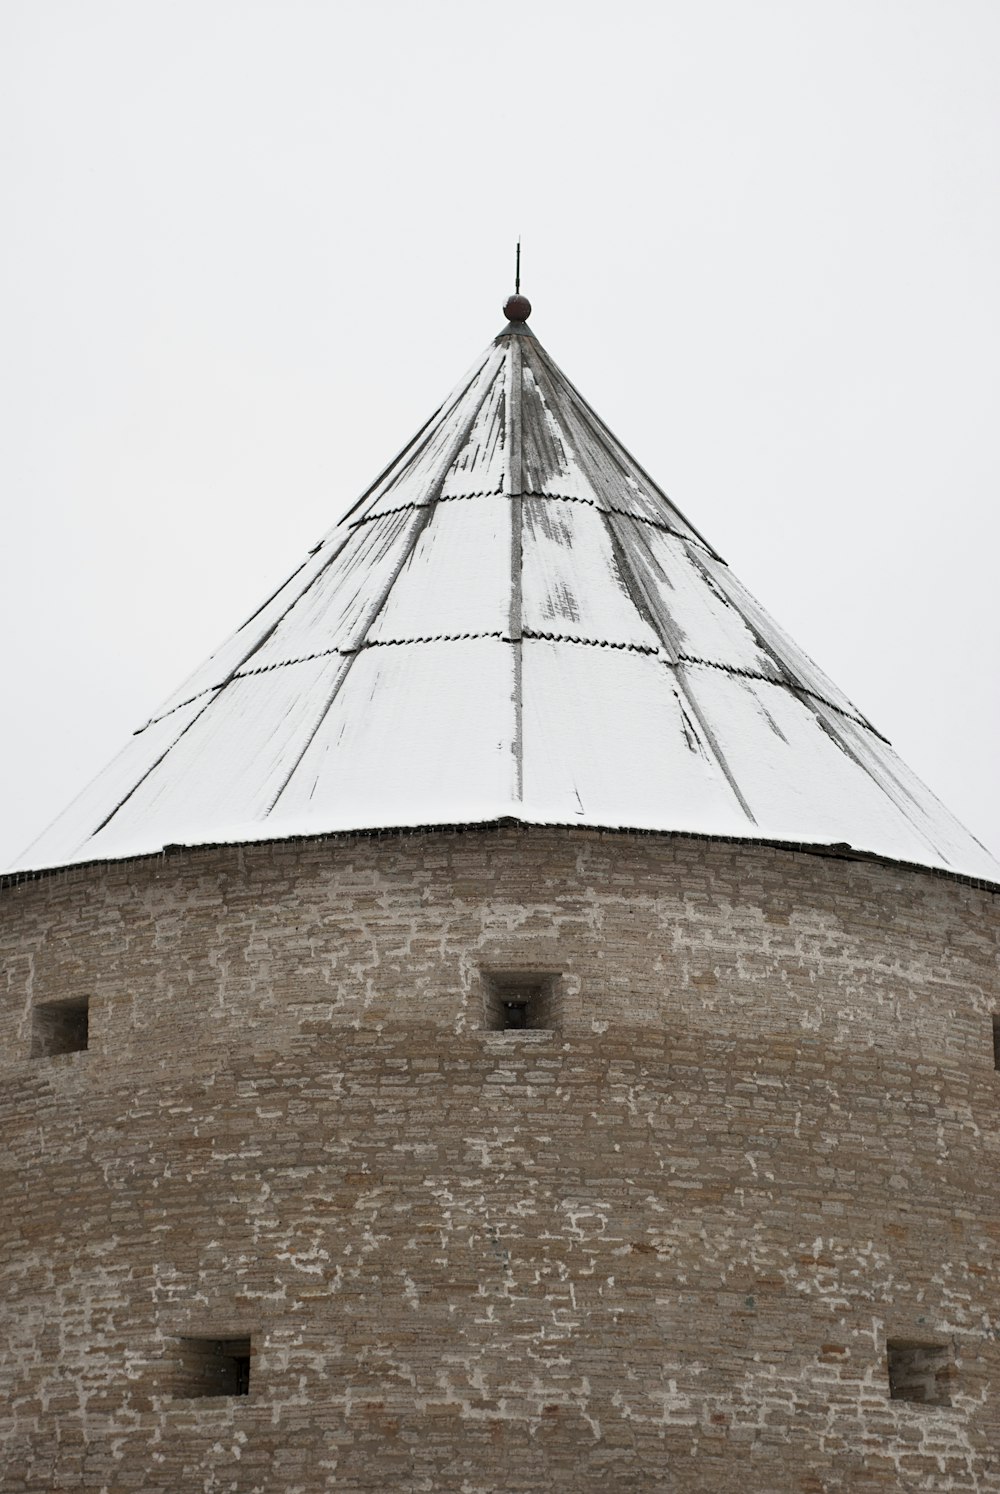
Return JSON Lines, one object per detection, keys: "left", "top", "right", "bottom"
{"left": 1, "top": 828, "right": 998, "bottom": 1492}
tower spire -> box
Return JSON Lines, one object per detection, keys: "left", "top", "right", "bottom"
{"left": 503, "top": 241, "right": 531, "bottom": 325}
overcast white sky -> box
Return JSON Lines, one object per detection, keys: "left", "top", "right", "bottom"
{"left": 2, "top": 0, "right": 998, "bottom": 867}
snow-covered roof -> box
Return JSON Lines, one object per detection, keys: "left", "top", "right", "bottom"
{"left": 11, "top": 306, "right": 1000, "bottom": 883}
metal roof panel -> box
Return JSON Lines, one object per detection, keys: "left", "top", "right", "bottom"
{"left": 366, "top": 497, "right": 512, "bottom": 643}
{"left": 520, "top": 497, "right": 660, "bottom": 649}
{"left": 272, "top": 638, "right": 517, "bottom": 825}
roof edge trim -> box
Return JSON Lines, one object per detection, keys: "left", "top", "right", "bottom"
{"left": 4, "top": 821, "right": 998, "bottom": 897}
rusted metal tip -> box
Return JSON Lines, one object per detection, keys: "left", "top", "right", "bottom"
{"left": 503, "top": 293, "right": 531, "bottom": 323}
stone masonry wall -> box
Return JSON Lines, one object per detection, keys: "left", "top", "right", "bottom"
{"left": 1, "top": 828, "right": 999, "bottom": 1492}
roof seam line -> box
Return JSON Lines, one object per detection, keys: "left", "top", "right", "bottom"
{"left": 595, "top": 506, "right": 759, "bottom": 823}
{"left": 535, "top": 341, "right": 725, "bottom": 563}
{"left": 227, "top": 633, "right": 665, "bottom": 677}
{"left": 142, "top": 643, "right": 890, "bottom": 734}
{"left": 338, "top": 345, "right": 503, "bottom": 527}
{"left": 524, "top": 630, "right": 656, "bottom": 653}
{"left": 134, "top": 486, "right": 379, "bottom": 738}
{"left": 348, "top": 489, "right": 716, "bottom": 551}
{"left": 136, "top": 688, "right": 216, "bottom": 733}
{"left": 674, "top": 657, "right": 889, "bottom": 740}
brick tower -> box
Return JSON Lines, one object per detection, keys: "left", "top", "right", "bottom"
{"left": 2, "top": 290, "right": 998, "bottom": 1492}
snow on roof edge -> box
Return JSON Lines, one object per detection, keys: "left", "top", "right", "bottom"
{"left": 3, "top": 817, "right": 999, "bottom": 897}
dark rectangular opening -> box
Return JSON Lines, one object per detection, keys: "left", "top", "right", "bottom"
{"left": 483, "top": 973, "right": 559, "bottom": 1032}
{"left": 31, "top": 998, "right": 89, "bottom": 1058}
{"left": 992, "top": 1015, "right": 1000, "bottom": 1071}
{"left": 886, "top": 1339, "right": 953, "bottom": 1406}
{"left": 175, "top": 1336, "right": 252, "bottom": 1399}
{"left": 502, "top": 1000, "right": 528, "bottom": 1030}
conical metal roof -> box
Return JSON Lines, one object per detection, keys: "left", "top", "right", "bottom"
{"left": 11, "top": 307, "right": 1000, "bottom": 882}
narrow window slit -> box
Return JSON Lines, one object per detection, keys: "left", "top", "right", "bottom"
{"left": 992, "top": 1015, "right": 1000, "bottom": 1071}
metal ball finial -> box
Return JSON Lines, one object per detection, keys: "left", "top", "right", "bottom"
{"left": 504, "top": 293, "right": 531, "bottom": 322}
